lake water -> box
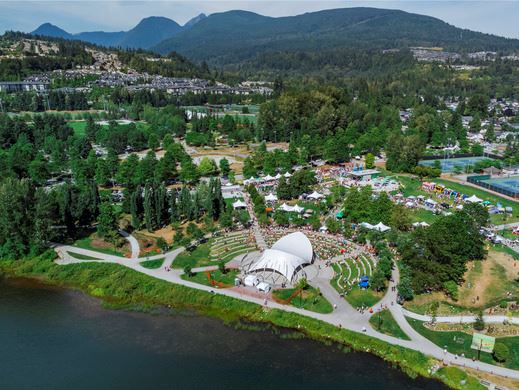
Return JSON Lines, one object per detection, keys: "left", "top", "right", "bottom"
{"left": 0, "top": 277, "right": 446, "bottom": 390}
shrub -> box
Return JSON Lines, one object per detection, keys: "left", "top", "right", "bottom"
{"left": 493, "top": 342, "right": 509, "bottom": 362}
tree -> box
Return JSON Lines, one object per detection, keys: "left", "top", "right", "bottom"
{"left": 218, "top": 261, "right": 227, "bottom": 274}
{"left": 198, "top": 157, "right": 217, "bottom": 176}
{"left": 365, "top": 153, "right": 375, "bottom": 169}
{"left": 473, "top": 311, "right": 485, "bottom": 331}
{"left": 183, "top": 265, "right": 193, "bottom": 277}
{"left": 493, "top": 343, "right": 509, "bottom": 363}
{"left": 398, "top": 276, "right": 414, "bottom": 301}
{"left": 485, "top": 124, "right": 496, "bottom": 142}
{"left": 443, "top": 280, "right": 459, "bottom": 301}
{"left": 97, "top": 202, "right": 118, "bottom": 242}
{"left": 219, "top": 158, "right": 230, "bottom": 177}
{"left": 370, "top": 269, "right": 386, "bottom": 292}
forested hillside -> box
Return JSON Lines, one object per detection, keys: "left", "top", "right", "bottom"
{"left": 152, "top": 8, "right": 519, "bottom": 74}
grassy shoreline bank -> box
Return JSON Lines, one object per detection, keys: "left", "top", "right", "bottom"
{"left": 0, "top": 256, "right": 484, "bottom": 390}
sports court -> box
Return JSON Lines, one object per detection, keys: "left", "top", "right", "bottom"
{"left": 419, "top": 156, "right": 491, "bottom": 172}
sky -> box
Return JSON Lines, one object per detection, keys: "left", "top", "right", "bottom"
{"left": 0, "top": 0, "right": 518, "bottom": 39}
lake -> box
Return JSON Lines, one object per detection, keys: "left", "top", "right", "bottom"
{"left": 0, "top": 277, "right": 446, "bottom": 390}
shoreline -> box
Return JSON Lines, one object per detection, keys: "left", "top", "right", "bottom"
{"left": 0, "top": 257, "right": 488, "bottom": 390}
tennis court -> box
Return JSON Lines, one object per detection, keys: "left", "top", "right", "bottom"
{"left": 419, "top": 156, "right": 491, "bottom": 172}
{"left": 479, "top": 176, "right": 519, "bottom": 196}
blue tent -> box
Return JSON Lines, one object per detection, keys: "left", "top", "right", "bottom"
{"left": 359, "top": 276, "right": 369, "bottom": 289}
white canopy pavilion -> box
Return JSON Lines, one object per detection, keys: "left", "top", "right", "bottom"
{"left": 307, "top": 191, "right": 324, "bottom": 200}
{"left": 265, "top": 193, "right": 278, "bottom": 202}
{"left": 466, "top": 195, "right": 483, "bottom": 203}
{"left": 246, "top": 232, "right": 314, "bottom": 284}
{"left": 232, "top": 200, "right": 247, "bottom": 209}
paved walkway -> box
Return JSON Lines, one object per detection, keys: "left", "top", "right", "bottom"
{"left": 119, "top": 230, "right": 140, "bottom": 259}
{"left": 54, "top": 245, "right": 519, "bottom": 382}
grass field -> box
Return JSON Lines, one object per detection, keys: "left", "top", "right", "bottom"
{"left": 407, "top": 318, "right": 519, "bottom": 370}
{"left": 69, "top": 121, "right": 87, "bottom": 136}
{"left": 273, "top": 287, "right": 333, "bottom": 314}
{"left": 344, "top": 287, "right": 382, "bottom": 309}
{"left": 369, "top": 310, "right": 410, "bottom": 340}
{"left": 182, "top": 268, "right": 239, "bottom": 287}
{"left": 140, "top": 258, "right": 165, "bottom": 269}
{"left": 171, "top": 244, "right": 214, "bottom": 269}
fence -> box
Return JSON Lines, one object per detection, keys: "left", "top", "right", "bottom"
{"left": 467, "top": 175, "right": 519, "bottom": 199}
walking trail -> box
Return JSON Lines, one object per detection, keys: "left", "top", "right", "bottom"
{"left": 54, "top": 243, "right": 519, "bottom": 382}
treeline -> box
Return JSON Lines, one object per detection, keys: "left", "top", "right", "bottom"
{"left": 124, "top": 178, "right": 226, "bottom": 232}
{"left": 187, "top": 114, "right": 255, "bottom": 146}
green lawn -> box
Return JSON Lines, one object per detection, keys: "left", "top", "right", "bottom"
{"left": 140, "top": 258, "right": 165, "bottom": 269}
{"left": 492, "top": 244, "right": 519, "bottom": 260}
{"left": 273, "top": 287, "right": 333, "bottom": 314}
{"left": 73, "top": 236, "right": 127, "bottom": 257}
{"left": 344, "top": 287, "right": 382, "bottom": 309}
{"left": 409, "top": 208, "right": 439, "bottom": 224}
{"left": 68, "top": 121, "right": 87, "bottom": 136}
{"left": 171, "top": 244, "right": 213, "bottom": 269}
{"left": 369, "top": 310, "right": 410, "bottom": 340}
{"left": 181, "top": 268, "right": 239, "bottom": 287}
{"left": 407, "top": 318, "right": 519, "bottom": 369}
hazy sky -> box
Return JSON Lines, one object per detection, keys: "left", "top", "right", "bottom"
{"left": 1, "top": 1, "right": 518, "bottom": 38}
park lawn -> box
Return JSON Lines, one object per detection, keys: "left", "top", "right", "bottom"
{"left": 171, "top": 244, "right": 212, "bottom": 269}
{"left": 140, "top": 258, "right": 165, "bottom": 269}
{"left": 182, "top": 268, "right": 238, "bottom": 287}
{"left": 273, "top": 287, "right": 333, "bottom": 314}
{"left": 68, "top": 121, "right": 87, "bottom": 136}
{"left": 69, "top": 252, "right": 101, "bottom": 261}
{"left": 345, "top": 286, "right": 382, "bottom": 309}
{"left": 369, "top": 310, "right": 410, "bottom": 340}
{"left": 409, "top": 208, "right": 439, "bottom": 224}
{"left": 404, "top": 296, "right": 473, "bottom": 316}
{"left": 73, "top": 236, "right": 128, "bottom": 258}
{"left": 407, "top": 318, "right": 519, "bottom": 370}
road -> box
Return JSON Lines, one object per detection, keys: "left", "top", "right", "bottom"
{"left": 54, "top": 244, "right": 519, "bottom": 382}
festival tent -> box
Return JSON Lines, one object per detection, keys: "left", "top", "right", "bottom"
{"left": 278, "top": 203, "right": 294, "bottom": 212}
{"left": 284, "top": 172, "right": 292, "bottom": 178}
{"left": 360, "top": 222, "right": 374, "bottom": 230}
{"left": 264, "top": 174, "right": 275, "bottom": 181}
{"left": 275, "top": 173, "right": 282, "bottom": 180}
{"left": 265, "top": 193, "right": 278, "bottom": 202}
{"left": 336, "top": 211, "right": 345, "bottom": 218}
{"left": 412, "top": 221, "right": 430, "bottom": 228}
{"left": 374, "top": 222, "right": 391, "bottom": 232}
{"left": 308, "top": 191, "right": 324, "bottom": 200}
{"left": 232, "top": 200, "right": 247, "bottom": 209}
{"left": 248, "top": 232, "right": 314, "bottom": 282}
{"left": 244, "top": 275, "right": 259, "bottom": 287}
{"left": 407, "top": 195, "right": 417, "bottom": 200}
{"left": 425, "top": 198, "right": 437, "bottom": 206}
{"left": 466, "top": 195, "right": 483, "bottom": 203}
{"left": 293, "top": 204, "right": 305, "bottom": 213}
{"left": 456, "top": 204, "right": 464, "bottom": 210}
{"left": 257, "top": 282, "right": 272, "bottom": 293}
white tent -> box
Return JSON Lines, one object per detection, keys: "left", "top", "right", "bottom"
{"left": 412, "top": 221, "right": 430, "bottom": 228}
{"left": 284, "top": 172, "right": 292, "bottom": 178}
{"left": 265, "top": 193, "right": 278, "bottom": 202}
{"left": 278, "top": 203, "right": 294, "bottom": 212}
{"left": 456, "top": 204, "right": 464, "bottom": 210}
{"left": 257, "top": 282, "right": 272, "bottom": 293}
{"left": 274, "top": 173, "right": 282, "bottom": 180}
{"left": 360, "top": 222, "right": 374, "bottom": 230}
{"left": 264, "top": 174, "right": 275, "bottom": 181}
{"left": 466, "top": 195, "right": 483, "bottom": 203}
{"left": 374, "top": 222, "right": 391, "bottom": 232}
{"left": 308, "top": 191, "right": 324, "bottom": 200}
{"left": 244, "top": 275, "right": 259, "bottom": 287}
{"left": 292, "top": 204, "right": 305, "bottom": 213}
{"left": 425, "top": 198, "right": 437, "bottom": 206}
{"left": 232, "top": 200, "right": 247, "bottom": 209}
{"left": 248, "top": 232, "right": 314, "bottom": 282}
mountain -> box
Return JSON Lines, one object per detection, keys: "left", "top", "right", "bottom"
{"left": 117, "top": 16, "right": 182, "bottom": 49}
{"left": 31, "top": 23, "right": 72, "bottom": 40}
{"left": 184, "top": 13, "right": 207, "bottom": 29}
{"left": 31, "top": 16, "right": 183, "bottom": 49}
{"left": 152, "top": 7, "right": 519, "bottom": 67}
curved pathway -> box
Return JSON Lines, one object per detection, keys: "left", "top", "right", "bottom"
{"left": 119, "top": 230, "right": 140, "bottom": 259}
{"left": 54, "top": 245, "right": 519, "bottom": 382}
